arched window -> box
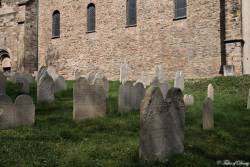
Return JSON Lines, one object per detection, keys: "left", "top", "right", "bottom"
{"left": 175, "top": 0, "right": 187, "bottom": 19}
{"left": 87, "top": 3, "right": 96, "bottom": 32}
{"left": 127, "top": 0, "right": 137, "bottom": 26}
{"left": 52, "top": 10, "right": 60, "bottom": 37}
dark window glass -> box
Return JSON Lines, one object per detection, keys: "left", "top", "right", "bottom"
{"left": 52, "top": 10, "right": 60, "bottom": 37}
{"left": 175, "top": 0, "right": 187, "bottom": 18}
{"left": 127, "top": 0, "right": 136, "bottom": 26}
{"left": 87, "top": 3, "right": 96, "bottom": 32}
{"left": 0, "top": 0, "right": 2, "bottom": 7}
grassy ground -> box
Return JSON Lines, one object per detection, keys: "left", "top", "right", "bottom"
{"left": 0, "top": 76, "right": 250, "bottom": 167}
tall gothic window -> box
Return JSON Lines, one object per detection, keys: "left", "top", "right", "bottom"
{"left": 52, "top": 10, "right": 60, "bottom": 38}
{"left": 87, "top": 3, "right": 96, "bottom": 32}
{"left": 175, "top": 0, "right": 187, "bottom": 19}
{"left": 127, "top": 0, "right": 137, "bottom": 26}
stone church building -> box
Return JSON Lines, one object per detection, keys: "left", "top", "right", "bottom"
{"left": 1, "top": 0, "right": 250, "bottom": 80}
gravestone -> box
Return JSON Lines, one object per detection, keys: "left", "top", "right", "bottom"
{"left": 47, "top": 66, "right": 59, "bottom": 81}
{"left": 132, "top": 82, "right": 146, "bottom": 111}
{"left": 150, "top": 77, "right": 168, "bottom": 99}
{"left": 94, "top": 72, "right": 109, "bottom": 98}
{"left": 55, "top": 76, "right": 67, "bottom": 93}
{"left": 136, "top": 71, "right": 149, "bottom": 88}
{"left": 0, "top": 72, "right": 6, "bottom": 95}
{"left": 38, "top": 66, "right": 48, "bottom": 81}
{"left": 74, "top": 69, "right": 85, "bottom": 80}
{"left": 73, "top": 77, "right": 106, "bottom": 121}
{"left": 22, "top": 73, "right": 35, "bottom": 84}
{"left": 207, "top": 84, "right": 214, "bottom": 101}
{"left": 37, "top": 72, "right": 55, "bottom": 103}
{"left": 0, "top": 95, "right": 35, "bottom": 129}
{"left": 140, "top": 87, "right": 185, "bottom": 162}
{"left": 120, "top": 63, "right": 129, "bottom": 84}
{"left": 223, "top": 65, "right": 234, "bottom": 76}
{"left": 15, "top": 95, "right": 35, "bottom": 126}
{"left": 184, "top": 94, "right": 194, "bottom": 106}
{"left": 202, "top": 97, "right": 214, "bottom": 129}
{"left": 87, "top": 71, "right": 96, "bottom": 84}
{"left": 174, "top": 71, "right": 184, "bottom": 91}
{"left": 16, "top": 77, "right": 30, "bottom": 94}
{"left": 119, "top": 81, "right": 134, "bottom": 112}
{"left": 247, "top": 90, "right": 250, "bottom": 109}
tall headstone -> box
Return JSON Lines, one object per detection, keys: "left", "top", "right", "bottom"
{"left": 174, "top": 71, "right": 184, "bottom": 91}
{"left": 202, "top": 97, "right": 214, "bottom": 129}
{"left": 55, "top": 76, "right": 67, "bottom": 93}
{"left": 73, "top": 77, "right": 106, "bottom": 121}
{"left": 207, "top": 84, "right": 214, "bottom": 101}
{"left": 0, "top": 72, "right": 6, "bottom": 95}
{"left": 247, "top": 90, "right": 250, "bottom": 109}
{"left": 120, "top": 63, "right": 129, "bottom": 84}
{"left": 119, "top": 81, "right": 134, "bottom": 112}
{"left": 140, "top": 87, "right": 185, "bottom": 161}
{"left": 37, "top": 72, "right": 55, "bottom": 103}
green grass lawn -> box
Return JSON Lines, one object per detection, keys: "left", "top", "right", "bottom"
{"left": 1, "top": 76, "right": 250, "bottom": 167}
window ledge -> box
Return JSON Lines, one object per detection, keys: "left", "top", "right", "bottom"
{"left": 173, "top": 16, "right": 187, "bottom": 21}
{"left": 52, "top": 36, "right": 60, "bottom": 39}
{"left": 86, "top": 30, "right": 96, "bottom": 34}
{"left": 126, "top": 24, "right": 137, "bottom": 28}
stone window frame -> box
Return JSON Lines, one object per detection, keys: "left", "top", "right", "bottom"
{"left": 126, "top": 0, "right": 137, "bottom": 28}
{"left": 173, "top": 0, "right": 187, "bottom": 21}
{"left": 0, "top": 0, "right": 2, "bottom": 8}
{"left": 86, "top": 3, "right": 96, "bottom": 33}
{"left": 52, "top": 10, "right": 60, "bottom": 39}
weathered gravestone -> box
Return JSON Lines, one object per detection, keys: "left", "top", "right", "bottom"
{"left": 223, "top": 65, "right": 234, "bottom": 76}
{"left": 119, "top": 81, "right": 145, "bottom": 112}
{"left": 207, "top": 84, "right": 214, "bottom": 101}
{"left": 47, "top": 66, "right": 59, "bottom": 81}
{"left": 247, "top": 90, "right": 250, "bottom": 110}
{"left": 202, "top": 97, "right": 214, "bottom": 129}
{"left": 87, "top": 71, "right": 96, "bottom": 84}
{"left": 120, "top": 63, "right": 129, "bottom": 84}
{"left": 184, "top": 94, "right": 194, "bottom": 106}
{"left": 16, "top": 77, "right": 30, "bottom": 94}
{"left": 94, "top": 72, "right": 109, "bottom": 98}
{"left": 0, "top": 95, "right": 35, "bottom": 129}
{"left": 73, "top": 77, "right": 106, "bottom": 121}
{"left": 140, "top": 87, "right": 185, "bottom": 162}
{"left": 174, "top": 71, "right": 184, "bottom": 91}
{"left": 37, "top": 72, "right": 55, "bottom": 103}
{"left": 21, "top": 73, "right": 35, "bottom": 84}
{"left": 150, "top": 77, "right": 169, "bottom": 99}
{"left": 55, "top": 76, "right": 67, "bottom": 93}
{"left": 0, "top": 72, "right": 6, "bottom": 95}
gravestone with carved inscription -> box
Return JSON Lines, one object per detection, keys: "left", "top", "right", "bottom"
{"left": 140, "top": 87, "right": 185, "bottom": 161}
{"left": 73, "top": 77, "right": 106, "bottom": 121}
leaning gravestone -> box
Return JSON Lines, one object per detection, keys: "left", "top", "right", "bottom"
{"left": 207, "top": 84, "right": 214, "bottom": 101}
{"left": 55, "top": 76, "right": 67, "bottom": 93}
{"left": 16, "top": 77, "right": 30, "bottom": 94}
{"left": 174, "top": 71, "right": 184, "bottom": 91}
{"left": 202, "top": 97, "right": 214, "bottom": 129}
{"left": 247, "top": 90, "right": 250, "bottom": 109}
{"left": 120, "top": 63, "right": 129, "bottom": 84}
{"left": 140, "top": 87, "right": 185, "bottom": 162}
{"left": 73, "top": 77, "right": 106, "bottom": 121}
{"left": 0, "top": 95, "right": 35, "bottom": 129}
{"left": 0, "top": 72, "right": 6, "bottom": 95}
{"left": 37, "top": 72, "right": 55, "bottom": 103}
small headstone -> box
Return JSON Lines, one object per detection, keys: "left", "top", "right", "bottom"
{"left": 0, "top": 95, "right": 14, "bottom": 129}
{"left": 0, "top": 72, "right": 6, "bottom": 95}
{"left": 207, "top": 84, "right": 214, "bottom": 101}
{"left": 247, "top": 90, "right": 250, "bottom": 109}
{"left": 223, "top": 65, "right": 234, "bottom": 76}
{"left": 37, "top": 72, "right": 55, "bottom": 103}
{"left": 202, "top": 97, "right": 214, "bottom": 129}
{"left": 174, "top": 71, "right": 184, "bottom": 91}
{"left": 73, "top": 77, "right": 106, "bottom": 121}
{"left": 184, "top": 94, "right": 194, "bottom": 106}
{"left": 120, "top": 63, "right": 129, "bottom": 84}
{"left": 15, "top": 95, "right": 35, "bottom": 126}
{"left": 55, "top": 76, "right": 67, "bottom": 93}
{"left": 140, "top": 87, "right": 185, "bottom": 161}
{"left": 16, "top": 77, "right": 30, "bottom": 94}
{"left": 132, "top": 82, "right": 145, "bottom": 111}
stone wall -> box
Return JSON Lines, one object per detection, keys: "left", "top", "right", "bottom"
{"left": 0, "top": 0, "right": 37, "bottom": 73}
{"left": 38, "top": 0, "right": 222, "bottom": 80}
